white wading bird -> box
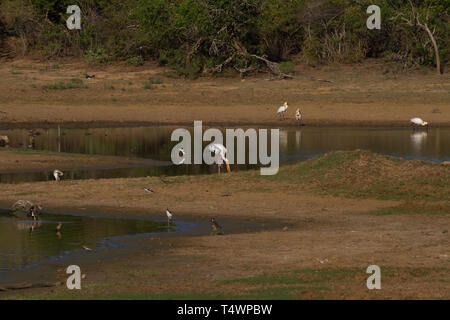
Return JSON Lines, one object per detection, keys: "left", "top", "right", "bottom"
{"left": 166, "top": 208, "right": 173, "bottom": 226}
{"left": 53, "top": 169, "right": 63, "bottom": 181}
{"left": 277, "top": 102, "right": 289, "bottom": 120}
{"left": 295, "top": 108, "right": 302, "bottom": 125}
{"left": 208, "top": 143, "right": 231, "bottom": 174}
{"left": 410, "top": 117, "right": 429, "bottom": 130}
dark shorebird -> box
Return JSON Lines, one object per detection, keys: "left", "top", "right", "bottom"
{"left": 210, "top": 218, "right": 224, "bottom": 235}
{"left": 28, "top": 206, "right": 39, "bottom": 221}
{"left": 85, "top": 74, "right": 95, "bottom": 79}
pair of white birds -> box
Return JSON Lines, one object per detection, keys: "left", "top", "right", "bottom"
{"left": 177, "top": 144, "right": 231, "bottom": 174}
{"left": 277, "top": 102, "right": 302, "bottom": 122}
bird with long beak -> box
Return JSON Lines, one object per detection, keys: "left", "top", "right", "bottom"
{"left": 208, "top": 143, "right": 231, "bottom": 174}
{"left": 277, "top": 102, "right": 288, "bottom": 120}
{"left": 53, "top": 169, "right": 63, "bottom": 181}
{"left": 410, "top": 117, "right": 429, "bottom": 130}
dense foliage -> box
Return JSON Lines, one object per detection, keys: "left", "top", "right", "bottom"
{"left": 0, "top": 0, "right": 448, "bottom": 76}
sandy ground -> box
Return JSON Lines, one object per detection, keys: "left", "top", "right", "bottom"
{"left": 0, "top": 149, "right": 168, "bottom": 172}
{"left": 0, "top": 59, "right": 449, "bottom": 127}
{"left": 0, "top": 167, "right": 448, "bottom": 299}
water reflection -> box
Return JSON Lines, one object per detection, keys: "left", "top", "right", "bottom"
{"left": 410, "top": 131, "right": 428, "bottom": 153}
{"left": 0, "top": 213, "right": 170, "bottom": 273}
{"left": 0, "top": 126, "right": 449, "bottom": 183}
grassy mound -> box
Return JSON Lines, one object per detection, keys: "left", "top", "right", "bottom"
{"left": 267, "top": 150, "right": 449, "bottom": 203}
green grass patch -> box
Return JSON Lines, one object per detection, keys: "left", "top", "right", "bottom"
{"left": 258, "top": 150, "right": 449, "bottom": 202}
{"left": 43, "top": 78, "right": 86, "bottom": 90}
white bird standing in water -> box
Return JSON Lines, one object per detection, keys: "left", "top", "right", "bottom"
{"left": 295, "top": 108, "right": 302, "bottom": 125}
{"left": 53, "top": 169, "right": 63, "bottom": 181}
{"left": 410, "top": 117, "right": 429, "bottom": 130}
{"left": 208, "top": 143, "right": 231, "bottom": 174}
{"left": 166, "top": 208, "right": 173, "bottom": 227}
{"left": 277, "top": 102, "right": 288, "bottom": 120}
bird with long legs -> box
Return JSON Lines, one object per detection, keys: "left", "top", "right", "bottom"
{"left": 208, "top": 143, "right": 231, "bottom": 174}
{"left": 277, "top": 102, "right": 288, "bottom": 120}
{"left": 166, "top": 208, "right": 173, "bottom": 230}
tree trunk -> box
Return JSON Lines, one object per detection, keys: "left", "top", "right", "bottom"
{"left": 418, "top": 23, "right": 442, "bottom": 74}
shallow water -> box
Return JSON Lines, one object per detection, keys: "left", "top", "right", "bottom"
{"left": 0, "top": 212, "right": 174, "bottom": 275}
{"left": 0, "top": 125, "right": 449, "bottom": 183}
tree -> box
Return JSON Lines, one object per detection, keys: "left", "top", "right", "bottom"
{"left": 395, "top": 0, "right": 443, "bottom": 74}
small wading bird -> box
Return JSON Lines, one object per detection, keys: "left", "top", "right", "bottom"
{"left": 210, "top": 218, "right": 224, "bottom": 235}
{"left": 208, "top": 143, "right": 231, "bottom": 174}
{"left": 85, "top": 74, "right": 95, "bottom": 79}
{"left": 144, "top": 187, "right": 154, "bottom": 193}
{"left": 295, "top": 108, "right": 302, "bottom": 125}
{"left": 28, "top": 206, "right": 40, "bottom": 221}
{"left": 166, "top": 208, "right": 173, "bottom": 225}
{"left": 53, "top": 169, "right": 63, "bottom": 181}
{"left": 82, "top": 246, "right": 93, "bottom": 251}
{"left": 410, "top": 117, "right": 429, "bottom": 130}
{"left": 277, "top": 102, "right": 288, "bottom": 120}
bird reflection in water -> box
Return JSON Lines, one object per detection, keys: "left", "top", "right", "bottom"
{"left": 410, "top": 131, "right": 428, "bottom": 153}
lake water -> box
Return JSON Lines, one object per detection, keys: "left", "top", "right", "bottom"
{"left": 0, "top": 210, "right": 175, "bottom": 275}
{"left": 0, "top": 125, "right": 448, "bottom": 183}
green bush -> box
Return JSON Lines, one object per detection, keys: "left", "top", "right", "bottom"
{"left": 0, "top": 0, "right": 448, "bottom": 76}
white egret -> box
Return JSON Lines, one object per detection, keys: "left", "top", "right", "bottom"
{"left": 208, "top": 143, "right": 231, "bottom": 174}
{"left": 277, "top": 102, "right": 288, "bottom": 120}
{"left": 53, "top": 169, "right": 63, "bottom": 181}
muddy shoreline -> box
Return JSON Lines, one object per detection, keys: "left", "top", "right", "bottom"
{"left": 1, "top": 120, "right": 450, "bottom": 130}
{"left": 0, "top": 206, "right": 284, "bottom": 290}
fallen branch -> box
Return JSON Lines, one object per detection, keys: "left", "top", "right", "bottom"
{"left": 250, "top": 54, "right": 294, "bottom": 80}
